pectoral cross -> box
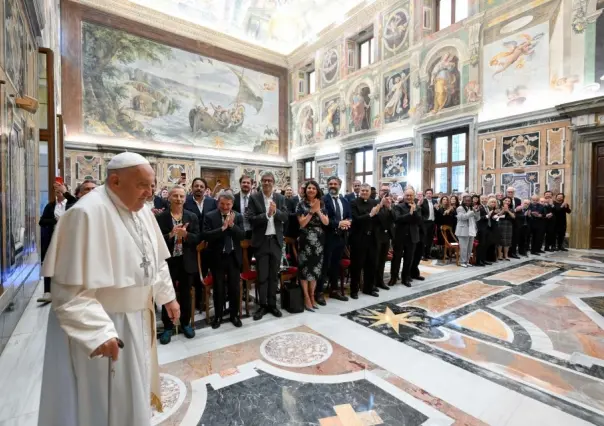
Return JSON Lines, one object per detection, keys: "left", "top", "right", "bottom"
{"left": 140, "top": 256, "right": 151, "bottom": 278}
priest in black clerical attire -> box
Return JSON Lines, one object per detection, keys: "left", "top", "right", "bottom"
{"left": 374, "top": 184, "right": 394, "bottom": 291}
{"left": 390, "top": 189, "right": 422, "bottom": 287}
{"left": 203, "top": 192, "right": 246, "bottom": 329}
{"left": 350, "top": 183, "right": 380, "bottom": 298}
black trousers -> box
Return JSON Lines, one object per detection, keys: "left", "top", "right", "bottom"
{"left": 390, "top": 239, "right": 416, "bottom": 282}
{"left": 350, "top": 239, "right": 376, "bottom": 294}
{"left": 556, "top": 224, "right": 567, "bottom": 249}
{"left": 475, "top": 229, "right": 489, "bottom": 264}
{"left": 423, "top": 221, "right": 435, "bottom": 258}
{"left": 530, "top": 220, "right": 545, "bottom": 253}
{"left": 162, "top": 256, "right": 193, "bottom": 329}
{"left": 375, "top": 240, "right": 390, "bottom": 287}
{"left": 44, "top": 276, "right": 51, "bottom": 293}
{"left": 545, "top": 218, "right": 557, "bottom": 249}
{"left": 517, "top": 224, "right": 530, "bottom": 255}
{"left": 210, "top": 252, "right": 241, "bottom": 318}
{"left": 411, "top": 239, "right": 424, "bottom": 278}
{"left": 318, "top": 236, "right": 345, "bottom": 294}
{"left": 509, "top": 222, "right": 518, "bottom": 255}
{"left": 256, "top": 236, "right": 281, "bottom": 307}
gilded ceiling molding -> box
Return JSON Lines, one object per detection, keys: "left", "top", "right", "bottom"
{"left": 71, "top": 0, "right": 289, "bottom": 67}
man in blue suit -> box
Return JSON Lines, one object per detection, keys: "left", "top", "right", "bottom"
{"left": 345, "top": 179, "right": 361, "bottom": 203}
{"left": 316, "top": 176, "right": 351, "bottom": 305}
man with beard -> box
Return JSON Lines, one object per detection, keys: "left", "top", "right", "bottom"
{"left": 233, "top": 175, "right": 254, "bottom": 239}
{"left": 317, "top": 176, "right": 351, "bottom": 304}
{"left": 390, "top": 189, "right": 422, "bottom": 287}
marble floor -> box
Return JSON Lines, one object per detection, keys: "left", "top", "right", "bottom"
{"left": 1, "top": 250, "right": 604, "bottom": 425}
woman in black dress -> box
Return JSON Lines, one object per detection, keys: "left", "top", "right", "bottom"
{"left": 498, "top": 196, "right": 516, "bottom": 261}
{"left": 297, "top": 180, "right": 329, "bottom": 311}
{"left": 436, "top": 195, "right": 457, "bottom": 245}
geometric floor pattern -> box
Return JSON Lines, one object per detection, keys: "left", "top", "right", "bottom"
{"left": 1, "top": 249, "right": 604, "bottom": 426}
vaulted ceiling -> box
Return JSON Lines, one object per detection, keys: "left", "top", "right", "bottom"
{"left": 128, "top": 0, "right": 369, "bottom": 55}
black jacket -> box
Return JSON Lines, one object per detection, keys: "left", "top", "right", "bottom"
{"left": 247, "top": 191, "right": 288, "bottom": 248}
{"left": 350, "top": 198, "right": 379, "bottom": 245}
{"left": 203, "top": 209, "right": 245, "bottom": 267}
{"left": 156, "top": 209, "right": 200, "bottom": 274}
{"left": 39, "top": 195, "right": 76, "bottom": 260}
{"left": 393, "top": 202, "right": 422, "bottom": 244}
{"left": 184, "top": 195, "right": 217, "bottom": 238}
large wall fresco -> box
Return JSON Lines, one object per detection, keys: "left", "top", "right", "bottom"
{"left": 82, "top": 22, "right": 280, "bottom": 155}
{"left": 289, "top": 0, "right": 604, "bottom": 148}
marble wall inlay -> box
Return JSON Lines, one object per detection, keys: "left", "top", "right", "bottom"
{"left": 260, "top": 332, "right": 333, "bottom": 368}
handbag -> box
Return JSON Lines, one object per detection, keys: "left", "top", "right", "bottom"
{"left": 281, "top": 281, "right": 304, "bottom": 313}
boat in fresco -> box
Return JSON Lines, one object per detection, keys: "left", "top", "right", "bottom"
{"left": 189, "top": 66, "right": 264, "bottom": 134}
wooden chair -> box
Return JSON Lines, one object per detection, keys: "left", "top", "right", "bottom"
{"left": 240, "top": 240, "right": 258, "bottom": 317}
{"left": 440, "top": 225, "right": 460, "bottom": 266}
{"left": 280, "top": 237, "right": 298, "bottom": 290}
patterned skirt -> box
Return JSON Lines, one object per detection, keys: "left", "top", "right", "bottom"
{"left": 499, "top": 220, "right": 513, "bottom": 247}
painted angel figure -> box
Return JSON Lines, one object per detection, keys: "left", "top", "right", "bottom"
{"left": 383, "top": 13, "right": 408, "bottom": 48}
{"left": 384, "top": 72, "right": 409, "bottom": 121}
{"left": 489, "top": 32, "right": 544, "bottom": 78}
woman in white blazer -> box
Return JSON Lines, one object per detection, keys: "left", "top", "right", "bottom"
{"left": 455, "top": 195, "right": 481, "bottom": 267}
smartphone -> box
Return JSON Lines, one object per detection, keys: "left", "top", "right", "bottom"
{"left": 55, "top": 177, "right": 64, "bottom": 185}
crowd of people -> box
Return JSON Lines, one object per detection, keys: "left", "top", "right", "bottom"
{"left": 39, "top": 172, "right": 572, "bottom": 345}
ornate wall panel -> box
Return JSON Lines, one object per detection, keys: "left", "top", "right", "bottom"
{"left": 317, "top": 161, "right": 338, "bottom": 188}
{"left": 378, "top": 146, "right": 412, "bottom": 197}
{"left": 476, "top": 120, "right": 571, "bottom": 199}
{"left": 241, "top": 165, "right": 291, "bottom": 191}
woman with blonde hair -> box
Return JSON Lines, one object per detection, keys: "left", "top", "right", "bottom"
{"left": 455, "top": 195, "right": 480, "bottom": 267}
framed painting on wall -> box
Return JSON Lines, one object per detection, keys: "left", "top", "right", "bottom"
{"left": 379, "top": 148, "right": 409, "bottom": 197}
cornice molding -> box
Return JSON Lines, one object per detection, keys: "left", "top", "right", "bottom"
{"left": 72, "top": 0, "right": 288, "bottom": 67}
{"left": 555, "top": 96, "right": 604, "bottom": 116}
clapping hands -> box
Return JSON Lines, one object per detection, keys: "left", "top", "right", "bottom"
{"left": 173, "top": 223, "right": 189, "bottom": 238}
{"left": 222, "top": 212, "right": 235, "bottom": 230}
{"left": 268, "top": 200, "right": 277, "bottom": 217}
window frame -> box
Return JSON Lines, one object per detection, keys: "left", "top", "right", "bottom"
{"left": 435, "top": 0, "right": 468, "bottom": 31}
{"left": 432, "top": 129, "right": 469, "bottom": 194}
{"left": 307, "top": 69, "right": 316, "bottom": 95}
{"left": 358, "top": 36, "right": 375, "bottom": 69}
{"left": 353, "top": 148, "right": 374, "bottom": 185}
{"left": 304, "top": 159, "right": 316, "bottom": 181}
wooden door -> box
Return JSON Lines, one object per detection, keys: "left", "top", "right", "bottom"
{"left": 200, "top": 168, "right": 231, "bottom": 194}
{"left": 591, "top": 143, "right": 604, "bottom": 248}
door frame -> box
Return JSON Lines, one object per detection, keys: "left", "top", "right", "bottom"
{"left": 590, "top": 142, "right": 604, "bottom": 249}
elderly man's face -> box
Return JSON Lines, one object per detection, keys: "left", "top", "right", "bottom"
{"left": 404, "top": 190, "right": 415, "bottom": 203}
{"left": 506, "top": 189, "right": 515, "bottom": 198}
{"left": 261, "top": 175, "right": 274, "bottom": 193}
{"left": 111, "top": 165, "right": 155, "bottom": 212}
{"left": 169, "top": 187, "right": 186, "bottom": 207}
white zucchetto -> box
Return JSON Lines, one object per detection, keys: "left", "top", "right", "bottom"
{"left": 107, "top": 152, "right": 150, "bottom": 170}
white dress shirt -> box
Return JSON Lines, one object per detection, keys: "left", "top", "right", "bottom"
{"left": 427, "top": 199, "right": 434, "bottom": 221}
{"left": 194, "top": 197, "right": 204, "bottom": 214}
{"left": 263, "top": 193, "right": 276, "bottom": 235}
{"left": 54, "top": 199, "right": 68, "bottom": 219}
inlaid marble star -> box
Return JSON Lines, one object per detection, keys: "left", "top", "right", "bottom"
{"left": 360, "top": 307, "right": 424, "bottom": 335}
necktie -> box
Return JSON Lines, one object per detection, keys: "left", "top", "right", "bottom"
{"left": 223, "top": 214, "right": 233, "bottom": 253}
{"left": 243, "top": 195, "right": 248, "bottom": 211}
{"left": 333, "top": 196, "right": 342, "bottom": 221}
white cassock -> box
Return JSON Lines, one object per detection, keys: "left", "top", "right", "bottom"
{"left": 38, "top": 185, "right": 176, "bottom": 426}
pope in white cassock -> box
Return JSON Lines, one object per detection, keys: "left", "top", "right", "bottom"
{"left": 38, "top": 152, "right": 181, "bottom": 426}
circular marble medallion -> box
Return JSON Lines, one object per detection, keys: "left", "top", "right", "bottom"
{"left": 151, "top": 374, "right": 187, "bottom": 425}
{"left": 260, "top": 332, "right": 333, "bottom": 368}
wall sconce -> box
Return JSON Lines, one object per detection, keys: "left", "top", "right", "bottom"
{"left": 16, "top": 95, "right": 39, "bottom": 114}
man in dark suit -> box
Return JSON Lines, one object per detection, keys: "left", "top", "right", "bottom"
{"left": 233, "top": 174, "right": 254, "bottom": 239}
{"left": 345, "top": 179, "right": 362, "bottom": 203}
{"left": 318, "top": 176, "right": 351, "bottom": 304}
{"left": 506, "top": 187, "right": 522, "bottom": 258}
{"left": 184, "top": 177, "right": 218, "bottom": 236}
{"left": 284, "top": 185, "right": 301, "bottom": 241}
{"left": 390, "top": 189, "right": 422, "bottom": 286}
{"left": 184, "top": 177, "right": 218, "bottom": 308}
{"left": 247, "top": 171, "right": 288, "bottom": 320}
{"left": 350, "top": 184, "right": 381, "bottom": 298}
{"left": 203, "top": 192, "right": 246, "bottom": 329}
{"left": 475, "top": 195, "right": 492, "bottom": 266}
{"left": 420, "top": 188, "right": 437, "bottom": 260}
{"left": 528, "top": 195, "right": 546, "bottom": 254}
{"left": 374, "top": 184, "right": 394, "bottom": 290}
{"left": 147, "top": 180, "right": 168, "bottom": 214}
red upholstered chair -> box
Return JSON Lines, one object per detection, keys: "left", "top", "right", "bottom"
{"left": 240, "top": 240, "right": 257, "bottom": 317}
{"left": 339, "top": 246, "right": 352, "bottom": 294}
{"left": 280, "top": 237, "right": 298, "bottom": 290}
{"left": 471, "top": 239, "right": 479, "bottom": 265}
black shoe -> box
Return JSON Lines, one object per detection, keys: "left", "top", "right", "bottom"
{"left": 474, "top": 262, "right": 485, "bottom": 267}
{"left": 253, "top": 306, "right": 268, "bottom": 321}
{"left": 182, "top": 325, "right": 196, "bottom": 339}
{"left": 377, "top": 284, "right": 390, "bottom": 291}
{"left": 305, "top": 306, "right": 315, "bottom": 312}
{"left": 387, "top": 279, "right": 397, "bottom": 287}
{"left": 484, "top": 261, "right": 493, "bottom": 265}
{"left": 268, "top": 305, "right": 282, "bottom": 318}
{"left": 350, "top": 293, "right": 359, "bottom": 299}
{"left": 315, "top": 294, "right": 327, "bottom": 306}
{"left": 329, "top": 291, "right": 349, "bottom": 301}
{"left": 510, "top": 254, "right": 520, "bottom": 259}
{"left": 363, "top": 291, "right": 379, "bottom": 297}
{"left": 211, "top": 317, "right": 221, "bottom": 329}
{"left": 402, "top": 280, "right": 412, "bottom": 287}
{"left": 559, "top": 247, "right": 568, "bottom": 252}
{"left": 412, "top": 276, "right": 425, "bottom": 281}
{"left": 374, "top": 286, "right": 380, "bottom": 292}
{"left": 230, "top": 316, "right": 242, "bottom": 328}
{"left": 538, "top": 250, "right": 546, "bottom": 254}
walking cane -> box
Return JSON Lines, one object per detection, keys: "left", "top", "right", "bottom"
{"left": 107, "top": 338, "right": 125, "bottom": 426}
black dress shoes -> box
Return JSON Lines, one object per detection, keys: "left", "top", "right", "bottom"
{"left": 377, "top": 284, "right": 390, "bottom": 291}
{"left": 268, "top": 305, "right": 282, "bottom": 318}
{"left": 350, "top": 293, "right": 359, "bottom": 299}
{"left": 211, "top": 317, "right": 221, "bottom": 329}
{"left": 387, "top": 279, "right": 397, "bottom": 287}
{"left": 230, "top": 316, "right": 242, "bottom": 328}
{"left": 363, "top": 291, "right": 379, "bottom": 297}
{"left": 484, "top": 261, "right": 492, "bottom": 265}
{"left": 412, "top": 276, "right": 425, "bottom": 281}
{"left": 253, "top": 306, "right": 268, "bottom": 321}
{"left": 330, "top": 291, "right": 349, "bottom": 301}
{"left": 315, "top": 294, "right": 327, "bottom": 306}
{"left": 559, "top": 247, "right": 568, "bottom": 252}
{"left": 474, "top": 262, "right": 485, "bottom": 267}
{"left": 510, "top": 254, "right": 520, "bottom": 259}
{"left": 402, "top": 280, "right": 412, "bottom": 287}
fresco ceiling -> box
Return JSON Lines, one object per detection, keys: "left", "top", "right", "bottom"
{"left": 128, "top": 0, "right": 368, "bottom": 55}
